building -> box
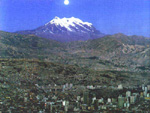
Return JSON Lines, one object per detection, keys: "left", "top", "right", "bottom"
{"left": 112, "top": 98, "right": 117, "bottom": 104}
{"left": 147, "top": 93, "right": 150, "bottom": 97}
{"left": 126, "top": 91, "right": 131, "bottom": 97}
{"left": 147, "top": 85, "right": 150, "bottom": 91}
{"left": 118, "top": 96, "right": 124, "bottom": 108}
{"left": 130, "top": 96, "right": 136, "bottom": 104}
{"left": 124, "top": 102, "right": 130, "bottom": 108}
{"left": 98, "top": 98, "right": 104, "bottom": 104}
{"left": 77, "top": 96, "right": 81, "bottom": 101}
{"left": 107, "top": 98, "right": 111, "bottom": 103}
{"left": 118, "top": 84, "right": 123, "bottom": 90}
{"left": 144, "top": 97, "right": 150, "bottom": 100}
{"left": 92, "top": 97, "right": 96, "bottom": 104}
{"left": 83, "top": 91, "right": 89, "bottom": 105}
{"left": 142, "top": 84, "right": 145, "bottom": 90}
{"left": 144, "top": 87, "right": 148, "bottom": 97}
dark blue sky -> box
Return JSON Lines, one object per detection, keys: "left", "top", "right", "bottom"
{"left": 0, "top": 0, "right": 150, "bottom": 37}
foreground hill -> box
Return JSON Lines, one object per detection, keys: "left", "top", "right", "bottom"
{"left": 0, "top": 59, "right": 149, "bottom": 86}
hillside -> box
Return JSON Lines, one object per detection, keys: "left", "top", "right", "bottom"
{"left": 0, "top": 59, "right": 149, "bottom": 86}
{"left": 0, "top": 31, "right": 65, "bottom": 60}
{"left": 0, "top": 31, "right": 150, "bottom": 72}
{"left": 65, "top": 33, "right": 150, "bottom": 71}
{"left": 0, "top": 32, "right": 150, "bottom": 112}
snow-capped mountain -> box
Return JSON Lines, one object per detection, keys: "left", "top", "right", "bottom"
{"left": 16, "top": 17, "right": 104, "bottom": 42}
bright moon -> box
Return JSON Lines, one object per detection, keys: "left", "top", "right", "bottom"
{"left": 64, "top": 0, "right": 69, "bottom": 5}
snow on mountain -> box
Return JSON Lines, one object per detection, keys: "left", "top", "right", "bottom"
{"left": 16, "top": 17, "right": 105, "bottom": 42}
{"left": 45, "top": 17, "right": 92, "bottom": 32}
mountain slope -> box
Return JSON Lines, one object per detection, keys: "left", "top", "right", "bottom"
{"left": 66, "top": 33, "right": 150, "bottom": 70}
{"left": 0, "top": 31, "right": 65, "bottom": 59}
{"left": 1, "top": 31, "right": 150, "bottom": 72}
{"left": 16, "top": 17, "right": 104, "bottom": 42}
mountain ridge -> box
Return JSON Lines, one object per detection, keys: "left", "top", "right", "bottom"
{"left": 1, "top": 31, "right": 150, "bottom": 72}
{"left": 15, "top": 17, "right": 105, "bottom": 42}
{"left": 0, "top": 31, "right": 65, "bottom": 59}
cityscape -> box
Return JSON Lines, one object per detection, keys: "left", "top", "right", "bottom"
{"left": 1, "top": 82, "right": 150, "bottom": 112}
{"left": 0, "top": 0, "right": 150, "bottom": 113}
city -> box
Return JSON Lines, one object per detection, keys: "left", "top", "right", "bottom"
{"left": 1, "top": 82, "right": 150, "bottom": 113}
{"left": 0, "top": 0, "right": 150, "bottom": 113}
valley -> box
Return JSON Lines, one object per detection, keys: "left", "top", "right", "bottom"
{"left": 0, "top": 17, "right": 150, "bottom": 113}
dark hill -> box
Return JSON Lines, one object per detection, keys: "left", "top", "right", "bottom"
{"left": 0, "top": 31, "right": 65, "bottom": 59}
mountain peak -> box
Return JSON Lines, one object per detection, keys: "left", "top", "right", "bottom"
{"left": 54, "top": 16, "right": 60, "bottom": 19}
{"left": 45, "top": 17, "right": 93, "bottom": 31}
{"left": 16, "top": 17, "right": 104, "bottom": 42}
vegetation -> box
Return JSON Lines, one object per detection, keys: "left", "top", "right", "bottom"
{"left": 0, "top": 31, "right": 150, "bottom": 85}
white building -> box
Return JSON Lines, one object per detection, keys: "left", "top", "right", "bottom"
{"left": 130, "top": 96, "right": 136, "bottom": 104}
{"left": 126, "top": 91, "right": 131, "bottom": 97}
{"left": 92, "top": 97, "right": 96, "bottom": 104}
{"left": 77, "top": 96, "right": 81, "bottom": 101}
{"left": 107, "top": 98, "right": 111, "bottom": 103}
{"left": 147, "top": 85, "right": 150, "bottom": 91}
{"left": 124, "top": 102, "right": 130, "bottom": 108}
{"left": 142, "top": 84, "right": 145, "bottom": 90}
{"left": 98, "top": 98, "right": 104, "bottom": 103}
{"left": 144, "top": 87, "right": 148, "bottom": 97}
{"left": 147, "top": 93, "right": 150, "bottom": 97}
{"left": 118, "top": 84, "right": 123, "bottom": 90}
